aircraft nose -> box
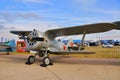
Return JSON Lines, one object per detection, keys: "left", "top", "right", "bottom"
{"left": 26, "top": 29, "right": 46, "bottom": 50}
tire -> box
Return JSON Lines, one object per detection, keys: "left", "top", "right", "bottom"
{"left": 43, "top": 57, "right": 51, "bottom": 66}
{"left": 27, "top": 55, "right": 35, "bottom": 64}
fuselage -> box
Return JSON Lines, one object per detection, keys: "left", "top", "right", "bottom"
{"left": 25, "top": 29, "right": 65, "bottom": 52}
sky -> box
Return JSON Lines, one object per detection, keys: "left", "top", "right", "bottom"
{"left": 0, "top": 0, "right": 120, "bottom": 41}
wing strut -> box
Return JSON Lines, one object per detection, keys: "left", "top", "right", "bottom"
{"left": 79, "top": 31, "right": 86, "bottom": 51}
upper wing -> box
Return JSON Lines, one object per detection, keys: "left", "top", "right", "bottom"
{"left": 45, "top": 23, "right": 119, "bottom": 40}
{"left": 10, "top": 31, "right": 32, "bottom": 36}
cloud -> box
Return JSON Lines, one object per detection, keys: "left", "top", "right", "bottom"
{"left": 7, "top": 20, "right": 60, "bottom": 31}
{"left": 0, "top": 24, "right": 5, "bottom": 29}
{"left": 0, "top": 21, "right": 5, "bottom": 24}
{"left": 16, "top": 12, "right": 40, "bottom": 19}
{"left": 70, "top": 0, "right": 97, "bottom": 10}
{"left": 80, "top": 7, "right": 120, "bottom": 21}
{"left": 14, "top": 0, "right": 52, "bottom": 4}
{"left": 72, "top": 0, "right": 97, "bottom": 5}
{"left": 96, "top": 9, "right": 120, "bottom": 17}
{"left": 0, "top": 12, "right": 40, "bottom": 22}
{"left": 71, "top": 0, "right": 120, "bottom": 15}
{"left": 0, "top": 30, "right": 18, "bottom": 41}
{"left": 22, "top": 0, "right": 47, "bottom": 3}
{"left": 0, "top": 12, "right": 14, "bottom": 22}
{"left": 0, "top": 24, "right": 15, "bottom": 30}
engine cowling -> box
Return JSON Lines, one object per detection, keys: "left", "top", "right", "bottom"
{"left": 26, "top": 29, "right": 48, "bottom": 51}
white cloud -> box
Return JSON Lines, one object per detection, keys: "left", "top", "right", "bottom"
{"left": 16, "top": 12, "right": 40, "bottom": 19}
{"left": 5, "top": 20, "right": 60, "bottom": 31}
{"left": 0, "top": 11, "right": 41, "bottom": 22}
{"left": 22, "top": 0, "right": 46, "bottom": 3}
{"left": 0, "top": 31, "right": 18, "bottom": 41}
{"left": 96, "top": 9, "right": 120, "bottom": 18}
{"left": 70, "top": 0, "right": 97, "bottom": 10}
{"left": 0, "top": 22, "right": 16, "bottom": 31}
{"left": 72, "top": 0, "right": 97, "bottom": 5}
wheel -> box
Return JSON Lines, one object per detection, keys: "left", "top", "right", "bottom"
{"left": 26, "top": 55, "right": 35, "bottom": 64}
{"left": 42, "top": 57, "right": 53, "bottom": 67}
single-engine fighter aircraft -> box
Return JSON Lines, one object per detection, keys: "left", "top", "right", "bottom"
{"left": 10, "top": 22, "right": 120, "bottom": 67}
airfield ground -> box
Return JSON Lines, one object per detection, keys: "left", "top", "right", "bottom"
{"left": 0, "top": 52, "right": 120, "bottom": 80}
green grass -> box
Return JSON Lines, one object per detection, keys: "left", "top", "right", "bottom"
{"left": 9, "top": 52, "right": 31, "bottom": 55}
{"left": 69, "top": 46, "right": 120, "bottom": 58}
{"left": 8, "top": 46, "right": 120, "bottom": 58}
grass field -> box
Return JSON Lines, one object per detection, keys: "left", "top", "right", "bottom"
{"left": 4, "top": 46, "right": 120, "bottom": 58}
{"left": 70, "top": 46, "right": 120, "bottom": 58}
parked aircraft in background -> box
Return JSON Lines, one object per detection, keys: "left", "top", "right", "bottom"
{"left": 10, "top": 21, "right": 120, "bottom": 67}
{"left": 0, "top": 40, "right": 16, "bottom": 54}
